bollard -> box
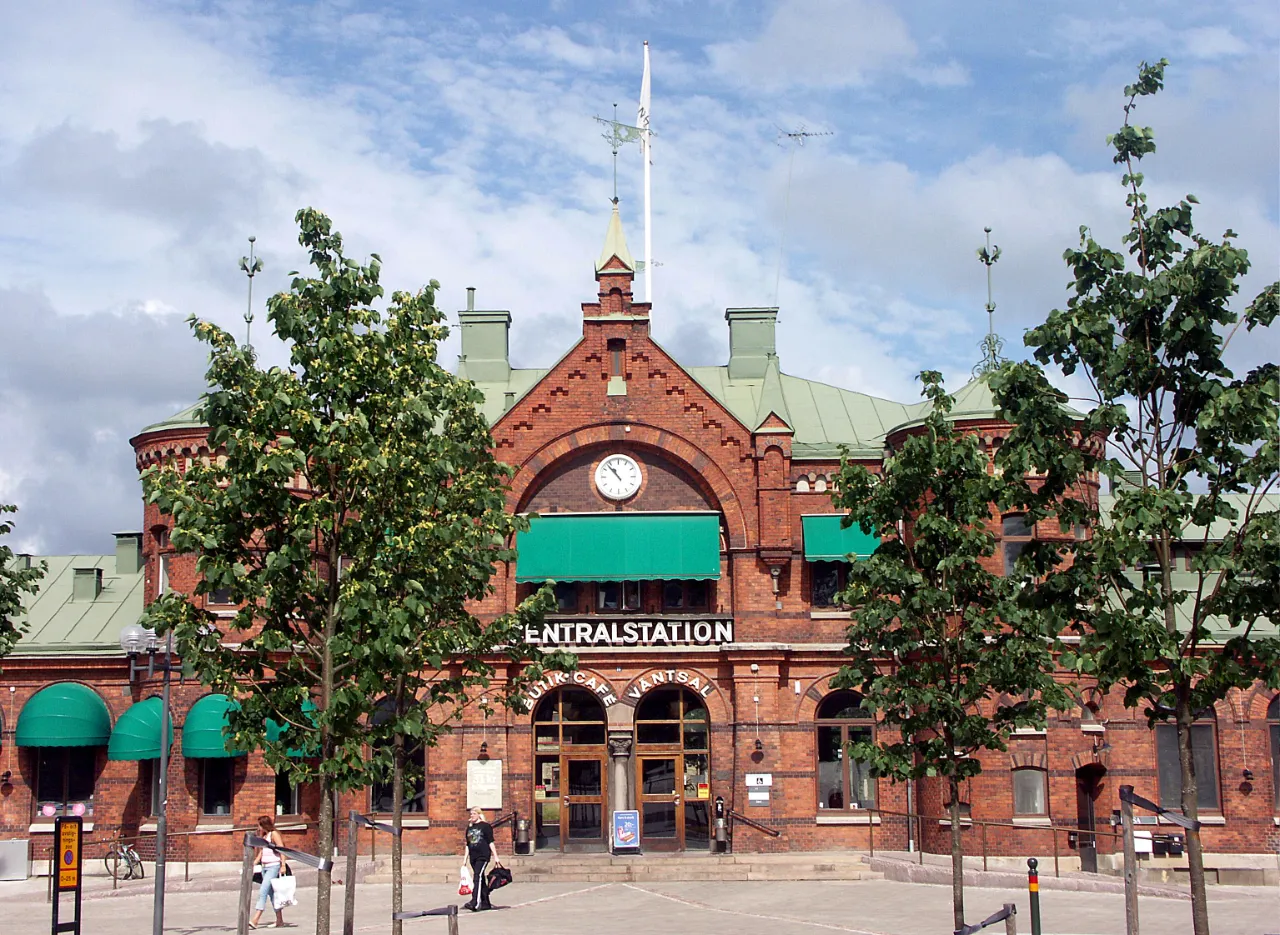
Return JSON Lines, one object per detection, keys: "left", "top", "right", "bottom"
{"left": 343, "top": 812, "right": 359, "bottom": 935}
{"left": 1004, "top": 902, "right": 1017, "bottom": 935}
{"left": 1026, "top": 858, "right": 1041, "bottom": 935}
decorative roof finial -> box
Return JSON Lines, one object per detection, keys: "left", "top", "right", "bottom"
{"left": 973, "top": 226, "right": 1005, "bottom": 376}
{"left": 594, "top": 103, "right": 643, "bottom": 206}
{"left": 238, "top": 236, "right": 263, "bottom": 348}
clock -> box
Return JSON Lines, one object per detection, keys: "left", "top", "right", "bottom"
{"left": 594, "top": 453, "right": 642, "bottom": 500}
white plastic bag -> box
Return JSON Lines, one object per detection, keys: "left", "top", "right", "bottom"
{"left": 458, "top": 863, "right": 473, "bottom": 897}
{"left": 272, "top": 872, "right": 298, "bottom": 910}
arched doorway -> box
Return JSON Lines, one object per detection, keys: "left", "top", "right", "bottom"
{"left": 1075, "top": 763, "right": 1106, "bottom": 873}
{"left": 533, "top": 688, "right": 609, "bottom": 852}
{"left": 634, "top": 687, "right": 711, "bottom": 851}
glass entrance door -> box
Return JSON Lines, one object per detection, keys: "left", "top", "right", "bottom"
{"left": 563, "top": 756, "right": 606, "bottom": 850}
{"left": 638, "top": 756, "right": 682, "bottom": 850}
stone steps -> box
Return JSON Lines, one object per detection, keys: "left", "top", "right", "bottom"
{"left": 366, "top": 851, "right": 881, "bottom": 885}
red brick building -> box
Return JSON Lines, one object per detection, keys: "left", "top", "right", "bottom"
{"left": 4, "top": 208, "right": 1278, "bottom": 873}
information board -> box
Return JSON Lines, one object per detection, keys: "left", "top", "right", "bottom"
{"left": 466, "top": 759, "right": 503, "bottom": 809}
{"left": 611, "top": 810, "right": 640, "bottom": 852}
{"left": 51, "top": 816, "right": 82, "bottom": 935}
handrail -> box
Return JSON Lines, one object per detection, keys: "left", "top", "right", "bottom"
{"left": 491, "top": 810, "right": 517, "bottom": 829}
{"left": 729, "top": 809, "right": 781, "bottom": 838}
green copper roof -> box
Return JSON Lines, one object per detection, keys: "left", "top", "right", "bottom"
{"left": 12, "top": 545, "right": 145, "bottom": 655}
{"left": 16, "top": 682, "right": 113, "bottom": 747}
{"left": 137, "top": 399, "right": 207, "bottom": 435}
{"left": 108, "top": 696, "right": 175, "bottom": 760}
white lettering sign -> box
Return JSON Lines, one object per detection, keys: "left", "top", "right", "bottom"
{"left": 523, "top": 669, "right": 619, "bottom": 709}
{"left": 745, "top": 773, "right": 773, "bottom": 787}
{"left": 467, "top": 759, "right": 503, "bottom": 810}
{"left": 524, "top": 618, "right": 734, "bottom": 647}
{"left": 747, "top": 789, "right": 770, "bottom": 805}
{"left": 625, "top": 669, "right": 717, "bottom": 700}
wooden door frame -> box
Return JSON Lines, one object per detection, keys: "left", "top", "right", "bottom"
{"left": 637, "top": 753, "right": 684, "bottom": 851}
{"left": 560, "top": 753, "right": 608, "bottom": 852}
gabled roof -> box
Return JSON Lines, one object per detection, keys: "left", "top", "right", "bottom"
{"left": 11, "top": 553, "right": 143, "bottom": 656}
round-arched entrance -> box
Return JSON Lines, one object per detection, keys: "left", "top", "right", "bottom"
{"left": 533, "top": 687, "right": 609, "bottom": 852}
{"left": 634, "top": 686, "right": 711, "bottom": 851}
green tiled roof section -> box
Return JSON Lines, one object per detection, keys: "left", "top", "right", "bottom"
{"left": 12, "top": 553, "right": 144, "bottom": 655}
{"left": 138, "top": 399, "right": 207, "bottom": 434}
{"left": 182, "top": 694, "right": 245, "bottom": 758}
{"left": 16, "top": 682, "right": 113, "bottom": 747}
{"left": 1098, "top": 493, "right": 1279, "bottom": 541}
{"left": 802, "top": 514, "right": 880, "bottom": 561}
{"left": 108, "top": 696, "right": 174, "bottom": 761}
{"left": 515, "top": 512, "right": 721, "bottom": 583}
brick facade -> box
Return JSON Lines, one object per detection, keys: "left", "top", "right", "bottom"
{"left": 3, "top": 221, "right": 1277, "bottom": 865}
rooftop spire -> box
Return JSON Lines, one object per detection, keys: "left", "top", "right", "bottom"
{"left": 596, "top": 201, "right": 635, "bottom": 273}
{"left": 973, "top": 226, "right": 1005, "bottom": 376}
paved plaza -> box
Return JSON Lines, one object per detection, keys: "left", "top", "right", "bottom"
{"left": 5, "top": 876, "right": 1278, "bottom": 935}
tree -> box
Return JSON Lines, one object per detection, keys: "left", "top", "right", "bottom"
{"left": 832, "top": 372, "right": 1072, "bottom": 931}
{"left": 993, "top": 60, "right": 1279, "bottom": 935}
{"left": 0, "top": 503, "right": 45, "bottom": 660}
{"left": 142, "top": 208, "right": 566, "bottom": 935}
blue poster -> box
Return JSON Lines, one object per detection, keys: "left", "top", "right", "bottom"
{"left": 612, "top": 809, "right": 640, "bottom": 851}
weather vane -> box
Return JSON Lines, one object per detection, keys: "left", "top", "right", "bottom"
{"left": 773, "top": 124, "right": 833, "bottom": 308}
{"left": 973, "top": 226, "right": 1005, "bottom": 376}
{"left": 238, "top": 235, "right": 263, "bottom": 347}
{"left": 593, "top": 103, "right": 644, "bottom": 204}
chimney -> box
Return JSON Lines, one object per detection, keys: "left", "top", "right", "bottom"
{"left": 725, "top": 308, "right": 779, "bottom": 379}
{"left": 73, "top": 567, "right": 103, "bottom": 601}
{"left": 114, "top": 532, "right": 143, "bottom": 575}
{"left": 14, "top": 553, "right": 32, "bottom": 570}
{"left": 457, "top": 288, "right": 512, "bottom": 384}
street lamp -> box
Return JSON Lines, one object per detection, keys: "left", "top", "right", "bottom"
{"left": 121, "top": 623, "right": 175, "bottom": 935}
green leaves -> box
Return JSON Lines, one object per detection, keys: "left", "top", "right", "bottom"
{"left": 0, "top": 503, "right": 45, "bottom": 661}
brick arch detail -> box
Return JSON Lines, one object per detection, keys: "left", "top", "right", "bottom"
{"left": 1069, "top": 748, "right": 1111, "bottom": 772}
{"left": 508, "top": 423, "right": 751, "bottom": 549}
{"left": 793, "top": 670, "right": 847, "bottom": 722}
{"left": 618, "top": 666, "right": 732, "bottom": 725}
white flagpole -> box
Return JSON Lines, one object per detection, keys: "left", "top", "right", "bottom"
{"left": 639, "top": 40, "right": 652, "bottom": 304}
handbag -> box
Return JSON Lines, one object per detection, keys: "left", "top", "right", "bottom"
{"left": 486, "top": 865, "right": 513, "bottom": 890}
{"left": 252, "top": 863, "right": 263, "bottom": 885}
{"left": 457, "top": 863, "right": 473, "bottom": 897}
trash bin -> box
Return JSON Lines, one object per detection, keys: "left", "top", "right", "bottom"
{"left": 0, "top": 840, "right": 30, "bottom": 881}
{"left": 515, "top": 818, "right": 531, "bottom": 855}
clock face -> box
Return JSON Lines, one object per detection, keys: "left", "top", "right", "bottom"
{"left": 594, "top": 453, "right": 642, "bottom": 500}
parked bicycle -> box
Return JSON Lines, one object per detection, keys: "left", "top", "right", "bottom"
{"left": 104, "top": 837, "right": 145, "bottom": 881}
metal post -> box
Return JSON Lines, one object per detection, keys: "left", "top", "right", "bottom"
{"left": 343, "top": 812, "right": 358, "bottom": 935}
{"left": 1003, "top": 902, "right": 1018, "bottom": 935}
{"left": 982, "top": 822, "right": 988, "bottom": 872}
{"left": 237, "top": 832, "right": 254, "bottom": 935}
{"left": 1119, "top": 785, "right": 1138, "bottom": 935}
{"left": 1026, "top": 857, "right": 1041, "bottom": 935}
{"left": 447, "top": 904, "right": 459, "bottom": 935}
{"left": 868, "top": 811, "right": 874, "bottom": 858}
{"left": 185, "top": 834, "right": 190, "bottom": 883}
{"left": 153, "top": 630, "right": 174, "bottom": 935}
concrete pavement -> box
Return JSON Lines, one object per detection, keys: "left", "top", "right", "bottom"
{"left": 5, "top": 876, "right": 1277, "bottom": 935}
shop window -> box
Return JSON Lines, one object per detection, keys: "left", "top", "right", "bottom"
{"left": 554, "top": 582, "right": 578, "bottom": 613}
{"left": 200, "top": 759, "right": 234, "bottom": 816}
{"left": 370, "top": 698, "right": 426, "bottom": 814}
{"left": 1268, "top": 696, "right": 1279, "bottom": 811}
{"left": 636, "top": 687, "right": 708, "bottom": 749}
{"left": 143, "top": 759, "right": 162, "bottom": 817}
{"left": 1155, "top": 717, "right": 1220, "bottom": 811}
{"left": 815, "top": 691, "right": 876, "bottom": 811}
{"left": 1012, "top": 768, "right": 1048, "bottom": 816}
{"left": 275, "top": 771, "right": 301, "bottom": 816}
{"left": 533, "top": 687, "right": 607, "bottom": 750}
{"left": 1002, "top": 515, "right": 1034, "bottom": 575}
{"left": 597, "top": 581, "right": 640, "bottom": 612}
{"left": 811, "top": 562, "right": 846, "bottom": 607}
{"left": 35, "top": 748, "right": 97, "bottom": 818}
{"left": 662, "top": 580, "right": 709, "bottom": 611}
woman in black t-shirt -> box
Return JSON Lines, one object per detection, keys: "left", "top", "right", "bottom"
{"left": 462, "top": 806, "right": 501, "bottom": 911}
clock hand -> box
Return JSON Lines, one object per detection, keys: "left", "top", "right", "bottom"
{"left": 609, "top": 464, "right": 623, "bottom": 481}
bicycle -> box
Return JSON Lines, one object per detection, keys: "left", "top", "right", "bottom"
{"left": 104, "top": 837, "right": 145, "bottom": 881}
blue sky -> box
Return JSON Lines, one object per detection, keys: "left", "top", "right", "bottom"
{"left": 0, "top": 0, "right": 1276, "bottom": 552}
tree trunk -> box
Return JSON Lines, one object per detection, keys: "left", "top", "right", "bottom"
{"left": 949, "top": 776, "right": 965, "bottom": 931}
{"left": 315, "top": 771, "right": 333, "bottom": 935}
{"left": 1176, "top": 692, "right": 1211, "bottom": 935}
{"left": 391, "top": 679, "right": 406, "bottom": 935}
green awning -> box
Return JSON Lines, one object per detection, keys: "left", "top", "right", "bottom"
{"left": 802, "top": 514, "right": 880, "bottom": 561}
{"left": 516, "top": 513, "right": 721, "bottom": 583}
{"left": 266, "top": 700, "right": 318, "bottom": 758}
{"left": 108, "top": 697, "right": 175, "bottom": 761}
{"left": 182, "top": 694, "right": 245, "bottom": 759}
{"left": 16, "top": 682, "right": 113, "bottom": 747}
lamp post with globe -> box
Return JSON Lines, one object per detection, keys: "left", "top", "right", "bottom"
{"left": 119, "top": 622, "right": 174, "bottom": 935}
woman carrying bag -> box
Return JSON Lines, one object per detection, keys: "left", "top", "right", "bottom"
{"left": 461, "top": 806, "right": 503, "bottom": 911}
{"left": 250, "top": 815, "right": 292, "bottom": 928}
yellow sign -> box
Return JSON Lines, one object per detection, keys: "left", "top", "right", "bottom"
{"left": 57, "top": 819, "right": 81, "bottom": 890}
{"left": 696, "top": 783, "right": 710, "bottom": 799}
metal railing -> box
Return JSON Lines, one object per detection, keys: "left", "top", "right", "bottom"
{"left": 859, "top": 805, "right": 1124, "bottom": 878}
{"left": 728, "top": 809, "right": 781, "bottom": 838}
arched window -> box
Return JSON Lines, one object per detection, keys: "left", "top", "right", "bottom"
{"left": 635, "top": 687, "right": 708, "bottom": 752}
{"left": 534, "top": 688, "right": 607, "bottom": 749}
{"left": 815, "top": 691, "right": 876, "bottom": 811}
{"left": 370, "top": 698, "right": 426, "bottom": 814}
{"left": 635, "top": 687, "right": 711, "bottom": 848}
{"left": 1155, "top": 710, "right": 1219, "bottom": 811}
{"left": 1268, "top": 696, "right": 1279, "bottom": 810}
{"left": 532, "top": 688, "right": 608, "bottom": 850}
{"left": 1012, "top": 767, "right": 1048, "bottom": 816}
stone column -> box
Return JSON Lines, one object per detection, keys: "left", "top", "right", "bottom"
{"left": 607, "top": 731, "right": 634, "bottom": 818}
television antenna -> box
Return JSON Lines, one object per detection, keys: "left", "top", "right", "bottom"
{"left": 238, "top": 236, "right": 263, "bottom": 348}
{"left": 773, "top": 125, "right": 832, "bottom": 308}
